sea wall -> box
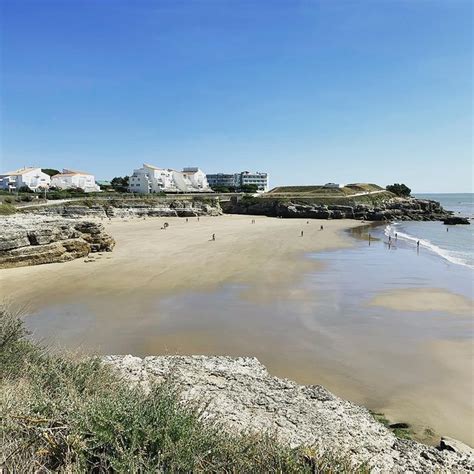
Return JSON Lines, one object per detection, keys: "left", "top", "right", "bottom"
{"left": 25, "top": 198, "right": 222, "bottom": 219}
{"left": 105, "top": 355, "right": 474, "bottom": 473}
{"left": 0, "top": 216, "right": 115, "bottom": 268}
{"left": 222, "top": 197, "right": 450, "bottom": 221}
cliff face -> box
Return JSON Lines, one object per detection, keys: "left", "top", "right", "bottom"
{"left": 0, "top": 216, "right": 115, "bottom": 268}
{"left": 105, "top": 355, "right": 474, "bottom": 473}
{"left": 222, "top": 197, "right": 450, "bottom": 221}
{"left": 26, "top": 198, "right": 222, "bottom": 219}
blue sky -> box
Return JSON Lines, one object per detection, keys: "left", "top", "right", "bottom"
{"left": 0, "top": 0, "right": 472, "bottom": 192}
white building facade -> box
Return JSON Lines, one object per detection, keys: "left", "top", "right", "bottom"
{"left": 50, "top": 169, "right": 101, "bottom": 192}
{"left": 0, "top": 167, "right": 51, "bottom": 192}
{"left": 128, "top": 164, "right": 211, "bottom": 193}
{"left": 206, "top": 171, "right": 269, "bottom": 192}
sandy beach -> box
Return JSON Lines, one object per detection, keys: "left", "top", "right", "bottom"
{"left": 1, "top": 214, "right": 473, "bottom": 445}
{"left": 0, "top": 215, "right": 361, "bottom": 308}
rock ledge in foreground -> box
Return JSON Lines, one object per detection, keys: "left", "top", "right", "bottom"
{"left": 104, "top": 355, "right": 473, "bottom": 473}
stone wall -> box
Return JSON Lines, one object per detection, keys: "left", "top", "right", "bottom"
{"left": 0, "top": 216, "right": 115, "bottom": 268}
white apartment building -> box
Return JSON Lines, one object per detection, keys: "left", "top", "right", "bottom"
{"left": 0, "top": 167, "right": 51, "bottom": 192}
{"left": 50, "top": 169, "right": 101, "bottom": 193}
{"left": 128, "top": 164, "right": 211, "bottom": 193}
{"left": 206, "top": 171, "right": 269, "bottom": 192}
{"left": 239, "top": 171, "right": 269, "bottom": 192}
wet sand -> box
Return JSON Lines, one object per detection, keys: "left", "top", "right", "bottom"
{"left": 0, "top": 215, "right": 361, "bottom": 308}
{"left": 368, "top": 288, "right": 473, "bottom": 315}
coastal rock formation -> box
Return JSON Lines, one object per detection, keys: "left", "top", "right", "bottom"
{"left": 26, "top": 198, "right": 222, "bottom": 219}
{"left": 443, "top": 216, "right": 470, "bottom": 225}
{"left": 0, "top": 216, "right": 115, "bottom": 268}
{"left": 105, "top": 355, "right": 474, "bottom": 473}
{"left": 222, "top": 197, "right": 451, "bottom": 222}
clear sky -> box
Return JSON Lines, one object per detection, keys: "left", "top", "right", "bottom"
{"left": 0, "top": 0, "right": 472, "bottom": 192}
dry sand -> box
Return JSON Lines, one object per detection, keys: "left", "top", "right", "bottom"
{"left": 0, "top": 215, "right": 361, "bottom": 309}
{"left": 368, "top": 288, "right": 473, "bottom": 315}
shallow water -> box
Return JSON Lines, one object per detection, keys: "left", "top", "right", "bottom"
{"left": 25, "top": 222, "right": 473, "bottom": 445}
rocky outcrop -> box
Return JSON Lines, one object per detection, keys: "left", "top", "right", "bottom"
{"left": 0, "top": 216, "right": 115, "bottom": 268}
{"left": 222, "top": 197, "right": 451, "bottom": 222}
{"left": 26, "top": 198, "right": 222, "bottom": 219}
{"left": 443, "top": 216, "right": 470, "bottom": 225}
{"left": 105, "top": 355, "right": 474, "bottom": 473}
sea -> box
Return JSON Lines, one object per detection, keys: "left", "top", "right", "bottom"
{"left": 383, "top": 193, "right": 473, "bottom": 269}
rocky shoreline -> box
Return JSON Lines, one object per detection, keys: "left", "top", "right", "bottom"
{"left": 24, "top": 198, "right": 222, "bottom": 219}
{"left": 222, "top": 196, "right": 451, "bottom": 221}
{"left": 0, "top": 216, "right": 115, "bottom": 268}
{"left": 105, "top": 355, "right": 473, "bottom": 473}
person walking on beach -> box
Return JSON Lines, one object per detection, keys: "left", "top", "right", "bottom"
{"left": 186, "top": 217, "right": 188, "bottom": 222}
{"left": 320, "top": 225, "right": 324, "bottom": 231}
{"left": 417, "top": 240, "right": 420, "bottom": 252}
{"left": 368, "top": 233, "right": 371, "bottom": 245}
{"left": 212, "top": 233, "right": 215, "bottom": 241}
{"left": 395, "top": 232, "right": 398, "bottom": 240}
{"left": 301, "top": 230, "right": 304, "bottom": 237}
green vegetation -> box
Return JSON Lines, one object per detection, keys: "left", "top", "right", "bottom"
{"left": 268, "top": 183, "right": 386, "bottom": 199}
{"left": 41, "top": 168, "right": 60, "bottom": 177}
{"left": 0, "top": 203, "right": 17, "bottom": 215}
{"left": 370, "top": 412, "right": 413, "bottom": 440}
{"left": 110, "top": 176, "right": 130, "bottom": 193}
{"left": 0, "top": 308, "right": 365, "bottom": 473}
{"left": 386, "top": 183, "right": 411, "bottom": 197}
{"left": 210, "top": 184, "right": 259, "bottom": 193}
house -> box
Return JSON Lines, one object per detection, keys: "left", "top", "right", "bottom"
{"left": 0, "top": 167, "right": 51, "bottom": 192}
{"left": 324, "top": 183, "right": 344, "bottom": 189}
{"left": 50, "top": 169, "right": 101, "bottom": 192}
{"left": 128, "top": 164, "right": 211, "bottom": 193}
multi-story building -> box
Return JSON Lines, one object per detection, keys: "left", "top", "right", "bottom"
{"left": 0, "top": 167, "right": 51, "bottom": 192}
{"left": 205, "top": 173, "right": 237, "bottom": 189}
{"left": 128, "top": 164, "right": 211, "bottom": 193}
{"left": 206, "top": 171, "right": 269, "bottom": 192}
{"left": 50, "top": 169, "right": 101, "bottom": 192}
{"left": 238, "top": 171, "right": 269, "bottom": 192}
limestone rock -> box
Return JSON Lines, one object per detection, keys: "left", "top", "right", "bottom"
{"left": 0, "top": 216, "right": 115, "bottom": 268}
{"left": 104, "top": 355, "right": 474, "bottom": 473}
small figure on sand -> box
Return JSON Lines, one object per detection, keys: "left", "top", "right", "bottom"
{"left": 300, "top": 230, "right": 304, "bottom": 237}
{"left": 212, "top": 233, "right": 215, "bottom": 241}
{"left": 417, "top": 240, "right": 420, "bottom": 252}
{"left": 320, "top": 225, "right": 324, "bottom": 231}
{"left": 307, "top": 221, "right": 309, "bottom": 224}
{"left": 446, "top": 227, "right": 449, "bottom": 232}
{"left": 395, "top": 233, "right": 398, "bottom": 240}
{"left": 186, "top": 218, "right": 188, "bottom": 222}
{"left": 197, "top": 217, "right": 200, "bottom": 222}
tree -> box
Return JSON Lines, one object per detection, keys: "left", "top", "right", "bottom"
{"left": 240, "top": 184, "right": 259, "bottom": 194}
{"left": 111, "top": 176, "right": 129, "bottom": 193}
{"left": 386, "top": 183, "right": 411, "bottom": 197}
{"left": 42, "top": 168, "right": 60, "bottom": 177}
{"left": 17, "top": 185, "right": 33, "bottom": 193}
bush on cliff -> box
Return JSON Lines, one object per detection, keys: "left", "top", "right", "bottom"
{"left": 0, "top": 308, "right": 363, "bottom": 473}
{"left": 386, "top": 183, "right": 411, "bottom": 197}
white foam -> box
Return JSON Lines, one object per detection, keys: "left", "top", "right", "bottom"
{"left": 384, "top": 223, "right": 473, "bottom": 269}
